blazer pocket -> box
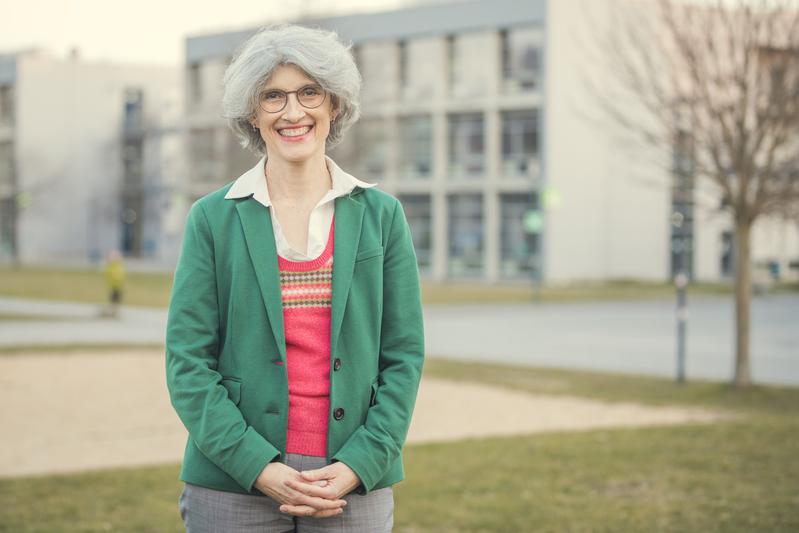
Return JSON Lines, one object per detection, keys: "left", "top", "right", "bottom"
{"left": 221, "top": 378, "right": 242, "bottom": 405}
{"left": 369, "top": 378, "right": 379, "bottom": 407}
{"left": 355, "top": 246, "right": 384, "bottom": 263}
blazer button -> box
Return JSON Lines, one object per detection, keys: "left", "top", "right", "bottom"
{"left": 333, "top": 358, "right": 341, "bottom": 371}
{"left": 333, "top": 407, "right": 345, "bottom": 420}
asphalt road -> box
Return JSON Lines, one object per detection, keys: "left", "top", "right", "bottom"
{"left": 1, "top": 293, "right": 797, "bottom": 385}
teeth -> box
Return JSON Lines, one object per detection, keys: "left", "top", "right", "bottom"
{"left": 279, "top": 126, "right": 311, "bottom": 137}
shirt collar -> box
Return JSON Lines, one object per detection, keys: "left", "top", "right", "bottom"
{"left": 224, "top": 155, "right": 377, "bottom": 207}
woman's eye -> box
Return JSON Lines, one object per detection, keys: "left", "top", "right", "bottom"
{"left": 302, "top": 87, "right": 321, "bottom": 96}
{"left": 264, "top": 92, "right": 283, "bottom": 101}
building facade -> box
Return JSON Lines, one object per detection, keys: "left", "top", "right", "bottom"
{"left": 180, "top": 0, "right": 798, "bottom": 284}
{"left": 0, "top": 49, "right": 184, "bottom": 266}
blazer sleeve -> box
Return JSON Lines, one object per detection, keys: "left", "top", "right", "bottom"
{"left": 165, "top": 201, "right": 281, "bottom": 493}
{"left": 331, "top": 199, "right": 425, "bottom": 495}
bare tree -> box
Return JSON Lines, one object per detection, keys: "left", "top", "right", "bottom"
{"left": 584, "top": 0, "right": 799, "bottom": 387}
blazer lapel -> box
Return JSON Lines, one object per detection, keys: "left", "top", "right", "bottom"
{"left": 233, "top": 189, "right": 365, "bottom": 363}
{"left": 331, "top": 191, "right": 365, "bottom": 354}
{"left": 235, "top": 199, "right": 287, "bottom": 361}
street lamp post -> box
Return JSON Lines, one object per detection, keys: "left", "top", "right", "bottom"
{"left": 674, "top": 269, "right": 688, "bottom": 383}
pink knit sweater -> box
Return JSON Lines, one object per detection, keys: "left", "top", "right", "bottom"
{"left": 277, "top": 215, "right": 335, "bottom": 457}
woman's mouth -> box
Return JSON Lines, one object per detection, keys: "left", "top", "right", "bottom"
{"left": 278, "top": 125, "right": 313, "bottom": 142}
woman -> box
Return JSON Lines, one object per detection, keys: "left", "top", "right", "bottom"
{"left": 165, "top": 24, "right": 425, "bottom": 532}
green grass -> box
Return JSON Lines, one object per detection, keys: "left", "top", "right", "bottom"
{"left": 0, "top": 265, "right": 172, "bottom": 308}
{"left": 0, "top": 344, "right": 166, "bottom": 355}
{"left": 423, "top": 357, "right": 799, "bottom": 416}
{"left": 1, "top": 358, "right": 797, "bottom": 532}
{"left": 3, "top": 265, "right": 794, "bottom": 308}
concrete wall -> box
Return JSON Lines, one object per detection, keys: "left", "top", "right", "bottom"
{"left": 14, "top": 51, "right": 182, "bottom": 264}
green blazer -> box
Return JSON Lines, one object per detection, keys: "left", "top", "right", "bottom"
{"left": 165, "top": 177, "right": 425, "bottom": 497}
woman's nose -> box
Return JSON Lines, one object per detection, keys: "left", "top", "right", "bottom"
{"left": 282, "top": 93, "right": 306, "bottom": 121}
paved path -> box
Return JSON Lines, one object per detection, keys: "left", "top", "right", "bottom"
{"left": 0, "top": 349, "right": 725, "bottom": 478}
{"left": 1, "top": 294, "right": 797, "bottom": 385}
{"left": 423, "top": 294, "right": 799, "bottom": 385}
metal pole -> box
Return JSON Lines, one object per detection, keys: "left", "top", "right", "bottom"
{"left": 675, "top": 269, "right": 688, "bottom": 383}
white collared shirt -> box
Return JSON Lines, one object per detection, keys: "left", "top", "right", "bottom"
{"left": 224, "top": 155, "right": 378, "bottom": 261}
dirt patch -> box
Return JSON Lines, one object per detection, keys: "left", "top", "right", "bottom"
{"left": 0, "top": 349, "right": 728, "bottom": 478}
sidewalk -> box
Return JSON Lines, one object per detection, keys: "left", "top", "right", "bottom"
{"left": 0, "top": 297, "right": 167, "bottom": 347}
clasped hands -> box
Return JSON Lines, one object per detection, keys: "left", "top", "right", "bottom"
{"left": 255, "top": 460, "right": 361, "bottom": 518}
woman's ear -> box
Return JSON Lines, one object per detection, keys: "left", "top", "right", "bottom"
{"left": 330, "top": 95, "right": 340, "bottom": 121}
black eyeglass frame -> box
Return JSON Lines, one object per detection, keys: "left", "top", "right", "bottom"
{"left": 257, "top": 84, "right": 328, "bottom": 114}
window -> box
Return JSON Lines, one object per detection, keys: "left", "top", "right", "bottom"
{"left": 448, "top": 194, "right": 483, "bottom": 276}
{"left": 397, "top": 194, "right": 432, "bottom": 270}
{"left": 448, "top": 32, "right": 492, "bottom": 99}
{"left": 123, "top": 88, "right": 144, "bottom": 135}
{"left": 0, "top": 196, "right": 16, "bottom": 260}
{"left": 500, "top": 193, "right": 540, "bottom": 279}
{"left": 351, "top": 118, "right": 390, "bottom": 181}
{"left": 720, "top": 231, "right": 734, "bottom": 278}
{"left": 502, "top": 110, "right": 539, "bottom": 178}
{"left": 359, "top": 43, "right": 397, "bottom": 104}
{"left": 188, "top": 63, "right": 202, "bottom": 103}
{"left": 398, "top": 40, "right": 407, "bottom": 90}
{"left": 0, "top": 141, "right": 13, "bottom": 187}
{"left": 0, "top": 84, "right": 14, "bottom": 123}
{"left": 401, "top": 37, "right": 442, "bottom": 101}
{"left": 501, "top": 26, "right": 539, "bottom": 93}
{"left": 189, "top": 128, "right": 217, "bottom": 183}
{"left": 449, "top": 113, "right": 484, "bottom": 178}
{"left": 398, "top": 115, "right": 432, "bottom": 179}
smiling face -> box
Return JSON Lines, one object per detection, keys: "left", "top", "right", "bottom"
{"left": 250, "top": 63, "right": 338, "bottom": 165}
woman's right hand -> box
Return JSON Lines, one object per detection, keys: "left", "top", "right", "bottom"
{"left": 254, "top": 461, "right": 348, "bottom": 518}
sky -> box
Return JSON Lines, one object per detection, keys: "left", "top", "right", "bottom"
{"left": 0, "top": 0, "right": 423, "bottom": 66}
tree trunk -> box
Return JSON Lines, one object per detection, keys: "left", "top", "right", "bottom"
{"left": 733, "top": 219, "right": 752, "bottom": 388}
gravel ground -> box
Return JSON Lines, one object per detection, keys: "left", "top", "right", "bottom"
{"left": 0, "top": 349, "right": 727, "bottom": 478}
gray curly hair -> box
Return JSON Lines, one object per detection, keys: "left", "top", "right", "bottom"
{"left": 221, "top": 23, "right": 362, "bottom": 155}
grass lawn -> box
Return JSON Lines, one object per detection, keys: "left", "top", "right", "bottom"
{"left": 3, "top": 264, "right": 795, "bottom": 308}
{"left": 1, "top": 358, "right": 796, "bottom": 532}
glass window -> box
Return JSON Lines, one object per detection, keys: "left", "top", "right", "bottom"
{"left": 188, "top": 63, "right": 202, "bottom": 103}
{"left": 397, "top": 194, "right": 432, "bottom": 270}
{"left": 448, "top": 194, "right": 483, "bottom": 276}
{"left": 449, "top": 113, "right": 484, "bottom": 179}
{"left": 448, "top": 32, "right": 492, "bottom": 99}
{"left": 0, "top": 197, "right": 16, "bottom": 260}
{"left": 0, "top": 141, "right": 13, "bottom": 187}
{"left": 189, "top": 127, "right": 217, "bottom": 183}
{"left": 720, "top": 231, "right": 734, "bottom": 278}
{"left": 402, "top": 37, "right": 442, "bottom": 101}
{"left": 398, "top": 115, "right": 432, "bottom": 179}
{"left": 501, "top": 26, "right": 540, "bottom": 93}
{"left": 358, "top": 42, "right": 397, "bottom": 105}
{"left": 350, "top": 118, "right": 390, "bottom": 181}
{"left": 124, "top": 88, "right": 144, "bottom": 135}
{"left": 500, "top": 193, "right": 540, "bottom": 279}
{"left": 0, "top": 84, "right": 14, "bottom": 123}
{"left": 502, "top": 110, "right": 539, "bottom": 178}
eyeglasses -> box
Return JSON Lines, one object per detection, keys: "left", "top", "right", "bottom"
{"left": 258, "top": 84, "right": 327, "bottom": 113}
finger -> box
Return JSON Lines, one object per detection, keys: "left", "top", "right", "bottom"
{"left": 280, "top": 503, "right": 317, "bottom": 517}
{"left": 285, "top": 478, "right": 339, "bottom": 500}
{"left": 299, "top": 467, "right": 332, "bottom": 481}
{"left": 280, "top": 504, "right": 344, "bottom": 518}
{"left": 286, "top": 489, "right": 347, "bottom": 510}
{"left": 311, "top": 508, "right": 345, "bottom": 519}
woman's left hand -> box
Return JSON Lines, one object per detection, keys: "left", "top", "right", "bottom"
{"left": 280, "top": 462, "right": 361, "bottom": 516}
